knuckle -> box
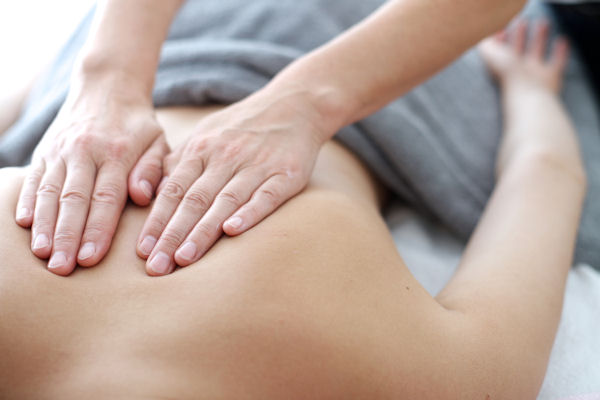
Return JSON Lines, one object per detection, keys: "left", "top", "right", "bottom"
{"left": 32, "top": 217, "right": 54, "bottom": 231}
{"left": 139, "top": 158, "right": 162, "bottom": 176}
{"left": 106, "top": 138, "right": 132, "bottom": 161}
{"left": 71, "top": 134, "right": 95, "bottom": 151}
{"left": 160, "top": 180, "right": 187, "bottom": 202}
{"left": 282, "top": 160, "right": 303, "bottom": 179}
{"left": 188, "top": 138, "right": 210, "bottom": 155}
{"left": 222, "top": 142, "right": 243, "bottom": 161}
{"left": 260, "top": 187, "right": 280, "bottom": 206}
{"left": 184, "top": 190, "right": 213, "bottom": 211}
{"left": 216, "top": 190, "right": 243, "bottom": 206}
{"left": 159, "top": 231, "right": 186, "bottom": 249}
{"left": 82, "top": 224, "right": 106, "bottom": 239}
{"left": 37, "top": 183, "right": 62, "bottom": 197}
{"left": 60, "top": 188, "right": 90, "bottom": 204}
{"left": 93, "top": 183, "right": 124, "bottom": 205}
{"left": 53, "top": 229, "right": 79, "bottom": 246}
{"left": 26, "top": 168, "right": 44, "bottom": 183}
{"left": 193, "top": 223, "right": 215, "bottom": 241}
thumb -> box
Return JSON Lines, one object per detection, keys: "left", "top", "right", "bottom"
{"left": 128, "top": 135, "right": 170, "bottom": 206}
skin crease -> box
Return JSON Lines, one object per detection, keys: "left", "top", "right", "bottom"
{"left": 0, "top": 24, "right": 588, "bottom": 398}
{"left": 12, "top": 0, "right": 528, "bottom": 277}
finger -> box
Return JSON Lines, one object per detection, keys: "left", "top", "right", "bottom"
{"left": 136, "top": 159, "right": 202, "bottom": 261}
{"left": 155, "top": 148, "right": 183, "bottom": 196}
{"left": 551, "top": 36, "right": 570, "bottom": 74}
{"left": 48, "top": 158, "right": 96, "bottom": 276}
{"left": 147, "top": 167, "right": 232, "bottom": 275}
{"left": 128, "top": 135, "right": 170, "bottom": 206}
{"left": 223, "top": 173, "right": 305, "bottom": 236}
{"left": 15, "top": 162, "right": 45, "bottom": 227}
{"left": 78, "top": 163, "right": 128, "bottom": 267}
{"left": 530, "top": 19, "right": 550, "bottom": 60}
{"left": 174, "top": 168, "right": 267, "bottom": 267}
{"left": 157, "top": 176, "right": 169, "bottom": 195}
{"left": 512, "top": 19, "right": 528, "bottom": 55}
{"left": 30, "top": 161, "right": 66, "bottom": 260}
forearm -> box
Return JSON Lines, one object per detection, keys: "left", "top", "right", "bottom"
{"left": 73, "top": 0, "right": 184, "bottom": 99}
{"left": 436, "top": 88, "right": 585, "bottom": 390}
{"left": 0, "top": 82, "right": 32, "bottom": 136}
{"left": 264, "top": 0, "right": 526, "bottom": 136}
{"left": 499, "top": 81, "right": 583, "bottom": 174}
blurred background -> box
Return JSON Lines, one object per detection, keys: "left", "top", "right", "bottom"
{"left": 0, "top": 0, "right": 94, "bottom": 93}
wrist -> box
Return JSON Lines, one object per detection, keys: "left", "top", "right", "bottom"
{"left": 263, "top": 76, "right": 356, "bottom": 143}
{"left": 72, "top": 51, "right": 155, "bottom": 101}
{"left": 68, "top": 69, "right": 153, "bottom": 109}
{"left": 500, "top": 75, "right": 560, "bottom": 97}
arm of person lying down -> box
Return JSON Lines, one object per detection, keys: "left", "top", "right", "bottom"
{"left": 139, "top": 0, "right": 529, "bottom": 275}
{"left": 15, "top": 0, "right": 184, "bottom": 276}
{"left": 0, "top": 79, "right": 34, "bottom": 137}
{"left": 431, "top": 26, "right": 586, "bottom": 398}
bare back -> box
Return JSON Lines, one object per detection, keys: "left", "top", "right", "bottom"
{"left": 0, "top": 106, "right": 449, "bottom": 399}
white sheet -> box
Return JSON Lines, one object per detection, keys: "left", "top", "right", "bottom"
{"left": 385, "top": 203, "right": 600, "bottom": 399}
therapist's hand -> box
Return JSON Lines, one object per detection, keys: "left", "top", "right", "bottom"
{"left": 137, "top": 87, "right": 329, "bottom": 276}
{"left": 15, "top": 79, "right": 169, "bottom": 276}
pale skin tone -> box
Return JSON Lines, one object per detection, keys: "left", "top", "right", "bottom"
{"left": 0, "top": 25, "right": 586, "bottom": 398}
{"left": 12, "top": 0, "right": 528, "bottom": 276}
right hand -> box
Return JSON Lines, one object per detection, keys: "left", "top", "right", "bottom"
{"left": 15, "top": 77, "right": 169, "bottom": 276}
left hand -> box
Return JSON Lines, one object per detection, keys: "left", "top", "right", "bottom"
{"left": 136, "top": 88, "right": 330, "bottom": 275}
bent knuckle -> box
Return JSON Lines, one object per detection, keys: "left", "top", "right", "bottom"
{"left": 32, "top": 216, "right": 55, "bottom": 230}
{"left": 282, "top": 160, "right": 304, "bottom": 179}
{"left": 26, "top": 168, "right": 44, "bottom": 183}
{"left": 217, "top": 190, "right": 243, "bottom": 206}
{"left": 160, "top": 180, "right": 187, "bottom": 202}
{"left": 193, "top": 223, "right": 216, "bottom": 241}
{"left": 71, "top": 134, "right": 95, "bottom": 151}
{"left": 139, "top": 158, "right": 162, "bottom": 176}
{"left": 82, "top": 224, "right": 107, "bottom": 239}
{"left": 53, "top": 229, "right": 79, "bottom": 245}
{"left": 184, "top": 190, "right": 213, "bottom": 211}
{"left": 93, "top": 183, "right": 124, "bottom": 205}
{"left": 160, "top": 231, "right": 186, "bottom": 249}
{"left": 37, "top": 183, "right": 62, "bottom": 197}
{"left": 60, "top": 189, "right": 90, "bottom": 204}
{"left": 222, "top": 142, "right": 243, "bottom": 161}
{"left": 260, "top": 187, "right": 280, "bottom": 203}
{"left": 106, "top": 138, "right": 132, "bottom": 161}
{"left": 188, "top": 138, "right": 210, "bottom": 155}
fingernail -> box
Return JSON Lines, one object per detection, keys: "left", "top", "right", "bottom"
{"left": 48, "top": 251, "right": 67, "bottom": 270}
{"left": 78, "top": 242, "right": 96, "bottom": 260}
{"left": 225, "top": 216, "right": 243, "bottom": 230}
{"left": 32, "top": 234, "right": 50, "bottom": 250}
{"left": 140, "top": 179, "right": 153, "bottom": 199}
{"left": 17, "top": 208, "right": 31, "bottom": 220}
{"left": 139, "top": 236, "right": 157, "bottom": 256}
{"left": 176, "top": 242, "right": 197, "bottom": 262}
{"left": 148, "top": 251, "right": 172, "bottom": 275}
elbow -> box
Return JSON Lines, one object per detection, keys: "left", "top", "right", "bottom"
{"left": 424, "top": 315, "right": 548, "bottom": 400}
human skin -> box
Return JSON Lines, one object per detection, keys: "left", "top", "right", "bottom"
{"left": 14, "top": 0, "right": 528, "bottom": 277}
{"left": 0, "top": 27, "right": 587, "bottom": 398}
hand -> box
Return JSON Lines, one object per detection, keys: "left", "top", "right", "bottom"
{"left": 136, "top": 88, "right": 329, "bottom": 275}
{"left": 479, "top": 19, "right": 580, "bottom": 180}
{"left": 479, "top": 19, "right": 569, "bottom": 94}
{"left": 15, "top": 79, "right": 169, "bottom": 276}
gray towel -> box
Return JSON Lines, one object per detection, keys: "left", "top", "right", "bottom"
{"left": 2, "top": 0, "right": 599, "bottom": 268}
